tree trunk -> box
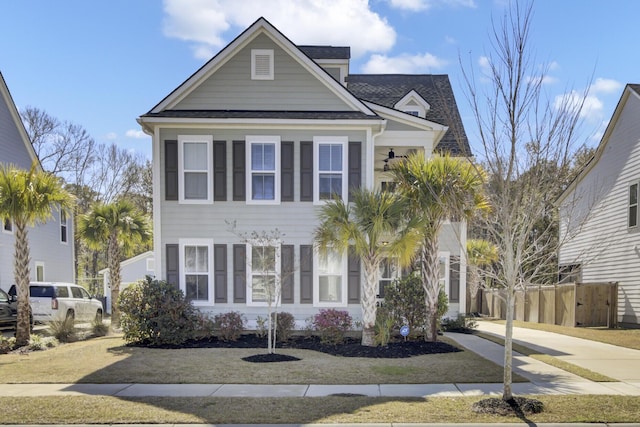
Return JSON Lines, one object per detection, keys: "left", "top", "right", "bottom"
{"left": 503, "top": 286, "right": 515, "bottom": 401}
{"left": 360, "top": 259, "right": 379, "bottom": 346}
{"left": 421, "top": 238, "right": 440, "bottom": 342}
{"left": 13, "top": 222, "right": 31, "bottom": 347}
{"left": 108, "top": 234, "right": 121, "bottom": 329}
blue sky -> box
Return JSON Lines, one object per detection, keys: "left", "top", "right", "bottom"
{"left": 1, "top": 0, "right": 637, "bottom": 160}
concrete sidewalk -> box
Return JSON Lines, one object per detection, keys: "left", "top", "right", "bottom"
{"left": 474, "top": 320, "right": 640, "bottom": 383}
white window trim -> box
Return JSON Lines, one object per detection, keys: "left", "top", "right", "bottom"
{"left": 146, "top": 258, "right": 155, "bottom": 273}
{"left": 439, "top": 252, "right": 450, "bottom": 298}
{"left": 251, "top": 49, "right": 274, "bottom": 80}
{"left": 178, "top": 135, "right": 213, "bottom": 204}
{"left": 629, "top": 180, "right": 639, "bottom": 229}
{"left": 179, "top": 238, "right": 214, "bottom": 306}
{"left": 35, "top": 261, "right": 45, "bottom": 282}
{"left": 313, "top": 249, "right": 348, "bottom": 307}
{"left": 246, "top": 135, "right": 281, "bottom": 205}
{"left": 313, "top": 136, "right": 348, "bottom": 204}
{"left": 60, "top": 210, "right": 68, "bottom": 244}
{"left": 246, "top": 240, "right": 282, "bottom": 307}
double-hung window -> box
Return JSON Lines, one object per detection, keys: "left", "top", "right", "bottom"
{"left": 178, "top": 135, "right": 212, "bottom": 203}
{"left": 378, "top": 257, "right": 399, "bottom": 298}
{"left": 629, "top": 182, "right": 639, "bottom": 228}
{"left": 247, "top": 136, "right": 280, "bottom": 204}
{"left": 247, "top": 242, "right": 281, "bottom": 306}
{"left": 180, "top": 239, "right": 213, "bottom": 305}
{"left": 439, "top": 253, "right": 450, "bottom": 295}
{"left": 60, "top": 210, "right": 68, "bottom": 243}
{"left": 314, "top": 136, "right": 347, "bottom": 203}
{"left": 315, "top": 249, "right": 347, "bottom": 306}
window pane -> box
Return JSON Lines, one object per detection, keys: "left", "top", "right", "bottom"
{"left": 186, "top": 274, "right": 208, "bottom": 301}
{"left": 197, "top": 246, "right": 208, "bottom": 272}
{"left": 185, "top": 246, "right": 196, "bottom": 272}
{"left": 252, "top": 275, "right": 275, "bottom": 302}
{"left": 319, "top": 275, "right": 342, "bottom": 302}
{"left": 319, "top": 144, "right": 342, "bottom": 171}
{"left": 251, "top": 143, "right": 275, "bottom": 171}
{"left": 319, "top": 251, "right": 341, "bottom": 274}
{"left": 252, "top": 174, "right": 275, "bottom": 200}
{"left": 319, "top": 174, "right": 342, "bottom": 199}
{"left": 631, "top": 184, "right": 638, "bottom": 206}
{"left": 330, "top": 145, "right": 342, "bottom": 171}
{"left": 184, "top": 142, "right": 208, "bottom": 170}
{"left": 185, "top": 172, "right": 208, "bottom": 199}
{"left": 630, "top": 205, "right": 638, "bottom": 228}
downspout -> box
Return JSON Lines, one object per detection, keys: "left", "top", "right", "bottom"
{"left": 367, "top": 120, "right": 387, "bottom": 188}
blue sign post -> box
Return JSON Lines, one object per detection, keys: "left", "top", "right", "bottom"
{"left": 400, "top": 325, "right": 410, "bottom": 341}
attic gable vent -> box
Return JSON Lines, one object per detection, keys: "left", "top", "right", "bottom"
{"left": 252, "top": 49, "right": 274, "bottom": 80}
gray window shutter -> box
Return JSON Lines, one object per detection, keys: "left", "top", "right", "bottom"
{"left": 281, "top": 245, "right": 294, "bottom": 303}
{"left": 449, "top": 256, "right": 460, "bottom": 303}
{"left": 300, "top": 245, "right": 313, "bottom": 303}
{"left": 348, "top": 246, "right": 361, "bottom": 304}
{"left": 165, "top": 140, "right": 178, "bottom": 201}
{"left": 348, "top": 141, "right": 361, "bottom": 202}
{"left": 214, "top": 244, "right": 227, "bottom": 303}
{"left": 232, "top": 141, "right": 246, "bottom": 201}
{"left": 166, "top": 244, "right": 179, "bottom": 289}
{"left": 233, "top": 244, "right": 246, "bottom": 302}
{"left": 213, "top": 141, "right": 227, "bottom": 201}
{"left": 281, "top": 141, "right": 294, "bottom": 202}
{"left": 300, "top": 141, "right": 313, "bottom": 201}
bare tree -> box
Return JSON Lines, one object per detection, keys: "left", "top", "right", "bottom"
{"left": 460, "top": 1, "right": 589, "bottom": 402}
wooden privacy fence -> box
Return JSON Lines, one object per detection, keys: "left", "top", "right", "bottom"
{"left": 479, "top": 282, "right": 618, "bottom": 328}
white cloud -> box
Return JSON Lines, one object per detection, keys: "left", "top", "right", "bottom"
{"left": 590, "top": 78, "right": 622, "bottom": 95}
{"left": 554, "top": 90, "right": 604, "bottom": 123}
{"left": 388, "top": 0, "right": 476, "bottom": 12}
{"left": 126, "top": 129, "right": 148, "bottom": 139}
{"left": 363, "top": 52, "right": 447, "bottom": 74}
{"left": 162, "top": 0, "right": 396, "bottom": 59}
{"left": 105, "top": 132, "right": 118, "bottom": 140}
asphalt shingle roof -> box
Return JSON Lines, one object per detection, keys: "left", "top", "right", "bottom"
{"left": 298, "top": 46, "right": 350, "bottom": 60}
{"left": 347, "top": 74, "right": 471, "bottom": 156}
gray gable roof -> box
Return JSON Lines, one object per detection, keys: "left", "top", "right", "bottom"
{"left": 298, "top": 45, "right": 350, "bottom": 60}
{"left": 347, "top": 74, "right": 471, "bottom": 155}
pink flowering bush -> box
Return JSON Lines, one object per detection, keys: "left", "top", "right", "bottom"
{"left": 312, "top": 309, "right": 352, "bottom": 345}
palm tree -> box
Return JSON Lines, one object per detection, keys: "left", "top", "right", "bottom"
{"left": 466, "top": 239, "right": 498, "bottom": 313}
{"left": 314, "top": 187, "right": 420, "bottom": 346}
{"left": 77, "top": 200, "right": 151, "bottom": 328}
{"left": 390, "top": 153, "right": 489, "bottom": 341}
{"left": 0, "top": 164, "right": 74, "bottom": 346}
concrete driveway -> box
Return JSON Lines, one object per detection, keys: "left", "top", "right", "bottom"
{"left": 475, "top": 320, "right": 640, "bottom": 383}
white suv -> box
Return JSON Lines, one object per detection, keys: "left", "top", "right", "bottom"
{"left": 9, "top": 282, "right": 103, "bottom": 323}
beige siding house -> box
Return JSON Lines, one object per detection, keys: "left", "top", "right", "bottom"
{"left": 558, "top": 84, "right": 640, "bottom": 326}
{"left": 138, "top": 18, "right": 471, "bottom": 328}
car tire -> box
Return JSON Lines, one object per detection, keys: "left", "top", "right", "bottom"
{"left": 95, "top": 310, "right": 103, "bottom": 323}
{"left": 65, "top": 310, "right": 75, "bottom": 322}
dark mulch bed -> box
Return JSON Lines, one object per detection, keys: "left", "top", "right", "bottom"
{"left": 472, "top": 396, "right": 545, "bottom": 416}
{"left": 134, "top": 334, "right": 461, "bottom": 359}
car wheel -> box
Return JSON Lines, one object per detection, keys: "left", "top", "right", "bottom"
{"left": 65, "top": 310, "right": 75, "bottom": 322}
{"left": 95, "top": 310, "right": 103, "bottom": 323}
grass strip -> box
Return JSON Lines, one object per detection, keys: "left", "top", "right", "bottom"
{"left": 1, "top": 395, "right": 638, "bottom": 424}
{"left": 474, "top": 331, "right": 616, "bottom": 382}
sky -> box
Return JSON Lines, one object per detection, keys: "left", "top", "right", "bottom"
{"left": 0, "top": 0, "right": 638, "bottom": 161}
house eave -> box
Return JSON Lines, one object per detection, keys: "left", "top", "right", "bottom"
{"left": 138, "top": 116, "right": 386, "bottom": 130}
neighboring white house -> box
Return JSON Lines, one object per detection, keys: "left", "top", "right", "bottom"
{"left": 558, "top": 84, "right": 640, "bottom": 327}
{"left": 0, "top": 71, "right": 75, "bottom": 292}
{"left": 137, "top": 18, "right": 471, "bottom": 328}
{"left": 100, "top": 251, "right": 155, "bottom": 314}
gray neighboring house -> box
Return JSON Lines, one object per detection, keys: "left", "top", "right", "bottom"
{"left": 100, "top": 251, "right": 155, "bottom": 313}
{"left": 137, "top": 18, "right": 471, "bottom": 328}
{"left": 558, "top": 84, "right": 640, "bottom": 327}
{"left": 0, "top": 71, "right": 75, "bottom": 291}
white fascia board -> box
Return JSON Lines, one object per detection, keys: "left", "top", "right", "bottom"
{"left": 364, "top": 101, "right": 447, "bottom": 132}
{"left": 152, "top": 18, "right": 375, "bottom": 117}
{"left": 138, "top": 117, "right": 386, "bottom": 131}
{"left": 394, "top": 90, "right": 430, "bottom": 111}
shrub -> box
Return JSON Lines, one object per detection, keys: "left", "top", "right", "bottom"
{"left": 28, "top": 335, "right": 58, "bottom": 351}
{"left": 0, "top": 336, "right": 15, "bottom": 354}
{"left": 383, "top": 274, "right": 427, "bottom": 338}
{"left": 273, "top": 311, "right": 295, "bottom": 342}
{"left": 48, "top": 317, "right": 77, "bottom": 343}
{"left": 118, "top": 276, "right": 202, "bottom": 346}
{"left": 91, "top": 318, "right": 109, "bottom": 337}
{"left": 374, "top": 305, "right": 394, "bottom": 346}
{"left": 441, "top": 314, "right": 478, "bottom": 333}
{"left": 213, "top": 311, "right": 246, "bottom": 341}
{"left": 312, "top": 309, "right": 352, "bottom": 345}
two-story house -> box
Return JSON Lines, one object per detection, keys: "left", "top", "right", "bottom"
{"left": 138, "top": 18, "right": 471, "bottom": 328}
{"left": 0, "top": 71, "right": 75, "bottom": 290}
{"left": 558, "top": 84, "right": 640, "bottom": 327}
